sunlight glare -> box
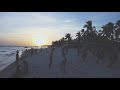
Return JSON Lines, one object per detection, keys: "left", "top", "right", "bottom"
{"left": 32, "top": 35, "right": 46, "bottom": 46}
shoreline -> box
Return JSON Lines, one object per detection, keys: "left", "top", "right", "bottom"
{"left": 0, "top": 61, "right": 16, "bottom": 78}
{"left": 0, "top": 47, "right": 49, "bottom": 78}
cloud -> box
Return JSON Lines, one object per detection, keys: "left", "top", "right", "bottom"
{"left": 0, "top": 13, "right": 58, "bottom": 29}
{"left": 1, "top": 12, "right": 120, "bottom": 46}
{"left": 64, "top": 18, "right": 77, "bottom": 23}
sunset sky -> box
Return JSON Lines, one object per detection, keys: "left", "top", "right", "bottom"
{"left": 0, "top": 12, "right": 120, "bottom": 46}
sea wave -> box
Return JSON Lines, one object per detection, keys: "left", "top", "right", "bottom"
{"left": 0, "top": 51, "right": 7, "bottom": 52}
{"left": 5, "top": 51, "right": 16, "bottom": 56}
{"left": 0, "top": 46, "right": 26, "bottom": 71}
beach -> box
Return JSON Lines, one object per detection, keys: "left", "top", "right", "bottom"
{"left": 0, "top": 46, "right": 120, "bottom": 78}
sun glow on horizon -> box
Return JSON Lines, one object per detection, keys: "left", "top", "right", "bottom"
{"left": 32, "top": 35, "right": 47, "bottom": 46}
{"left": 0, "top": 12, "right": 120, "bottom": 46}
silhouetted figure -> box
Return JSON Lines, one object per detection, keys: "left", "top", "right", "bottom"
{"left": 99, "top": 48, "right": 105, "bottom": 63}
{"left": 77, "top": 47, "right": 80, "bottom": 55}
{"left": 31, "top": 47, "right": 33, "bottom": 56}
{"left": 61, "top": 45, "right": 68, "bottom": 56}
{"left": 16, "top": 50, "right": 19, "bottom": 63}
{"left": 61, "top": 45, "right": 65, "bottom": 57}
{"left": 92, "top": 48, "right": 96, "bottom": 55}
{"left": 107, "top": 48, "right": 118, "bottom": 68}
{"left": 35, "top": 48, "right": 37, "bottom": 55}
{"left": 49, "top": 46, "right": 55, "bottom": 69}
{"left": 81, "top": 51, "right": 88, "bottom": 62}
{"left": 65, "top": 45, "right": 68, "bottom": 55}
{"left": 25, "top": 49, "right": 28, "bottom": 53}
{"left": 36, "top": 49, "right": 38, "bottom": 54}
{"left": 49, "top": 58, "right": 52, "bottom": 69}
{"left": 96, "top": 48, "right": 101, "bottom": 63}
{"left": 22, "top": 49, "right": 24, "bottom": 53}
{"left": 60, "top": 56, "right": 67, "bottom": 73}
{"left": 16, "top": 50, "right": 21, "bottom": 73}
{"left": 33, "top": 48, "right": 35, "bottom": 55}
{"left": 40, "top": 47, "right": 43, "bottom": 53}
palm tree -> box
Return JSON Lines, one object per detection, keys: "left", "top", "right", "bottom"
{"left": 61, "top": 37, "right": 65, "bottom": 45}
{"left": 116, "top": 20, "right": 120, "bottom": 28}
{"left": 65, "top": 33, "right": 72, "bottom": 44}
{"left": 83, "top": 20, "right": 97, "bottom": 41}
{"left": 84, "top": 20, "right": 93, "bottom": 32}
{"left": 76, "top": 31, "right": 81, "bottom": 42}
{"left": 80, "top": 29, "right": 86, "bottom": 42}
{"left": 61, "top": 37, "right": 65, "bottom": 41}
{"left": 81, "top": 29, "right": 85, "bottom": 36}
{"left": 101, "top": 24, "right": 111, "bottom": 40}
{"left": 115, "top": 20, "right": 120, "bottom": 41}
{"left": 106, "top": 22, "right": 115, "bottom": 41}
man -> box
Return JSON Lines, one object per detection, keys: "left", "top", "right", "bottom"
{"left": 16, "top": 50, "right": 19, "bottom": 65}
{"left": 61, "top": 45, "right": 65, "bottom": 57}
{"left": 31, "top": 47, "right": 33, "bottom": 56}
{"left": 77, "top": 47, "right": 80, "bottom": 56}
{"left": 49, "top": 46, "right": 55, "bottom": 68}
{"left": 65, "top": 45, "right": 68, "bottom": 55}
{"left": 16, "top": 50, "right": 21, "bottom": 73}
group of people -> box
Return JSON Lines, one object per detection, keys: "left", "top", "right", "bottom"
{"left": 23, "top": 47, "right": 41, "bottom": 56}
{"left": 30, "top": 47, "right": 38, "bottom": 56}
{"left": 15, "top": 43, "right": 119, "bottom": 77}
{"left": 78, "top": 44, "right": 119, "bottom": 67}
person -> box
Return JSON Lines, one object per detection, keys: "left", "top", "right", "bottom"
{"left": 22, "top": 49, "right": 24, "bottom": 53}
{"left": 99, "top": 48, "right": 105, "bottom": 64}
{"left": 34, "top": 48, "right": 37, "bottom": 55}
{"left": 16, "top": 50, "right": 21, "bottom": 73}
{"left": 36, "top": 47, "right": 38, "bottom": 54}
{"left": 81, "top": 48, "right": 88, "bottom": 62}
{"left": 81, "top": 50, "right": 88, "bottom": 62}
{"left": 61, "top": 45, "right": 65, "bottom": 57}
{"left": 16, "top": 50, "right": 19, "bottom": 64}
{"left": 60, "top": 56, "right": 67, "bottom": 73}
{"left": 49, "top": 46, "right": 55, "bottom": 69}
{"left": 33, "top": 48, "right": 35, "bottom": 55}
{"left": 96, "top": 48, "right": 101, "bottom": 64}
{"left": 77, "top": 47, "right": 80, "bottom": 56}
{"left": 65, "top": 45, "right": 68, "bottom": 55}
{"left": 107, "top": 48, "right": 118, "bottom": 68}
{"left": 25, "top": 49, "right": 27, "bottom": 53}
{"left": 40, "top": 47, "right": 43, "bottom": 53}
{"left": 31, "top": 47, "right": 33, "bottom": 56}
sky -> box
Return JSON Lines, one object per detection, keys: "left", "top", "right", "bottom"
{"left": 0, "top": 12, "right": 120, "bottom": 46}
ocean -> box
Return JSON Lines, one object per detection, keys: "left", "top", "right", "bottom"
{"left": 0, "top": 46, "right": 31, "bottom": 71}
